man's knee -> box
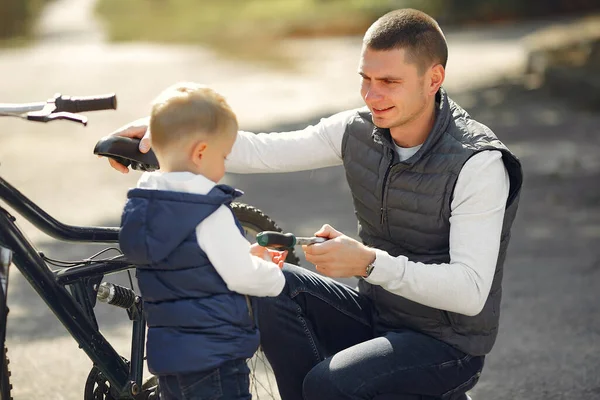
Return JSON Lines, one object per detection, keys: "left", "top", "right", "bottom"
{"left": 303, "top": 361, "right": 332, "bottom": 400}
{"left": 303, "top": 360, "right": 348, "bottom": 400}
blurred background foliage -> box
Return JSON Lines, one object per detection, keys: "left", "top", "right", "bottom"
{"left": 2, "top": 0, "right": 599, "bottom": 46}
{"left": 0, "top": 0, "right": 51, "bottom": 42}
{"left": 93, "top": 0, "right": 600, "bottom": 42}
{"left": 93, "top": 0, "right": 600, "bottom": 61}
{"left": 430, "top": 0, "right": 600, "bottom": 24}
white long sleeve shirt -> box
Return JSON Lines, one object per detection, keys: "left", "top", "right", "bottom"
{"left": 136, "top": 171, "right": 285, "bottom": 297}
{"left": 226, "top": 109, "right": 510, "bottom": 316}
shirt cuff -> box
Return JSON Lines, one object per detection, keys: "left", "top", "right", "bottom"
{"left": 364, "top": 249, "right": 407, "bottom": 285}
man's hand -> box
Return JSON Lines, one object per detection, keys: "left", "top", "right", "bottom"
{"left": 105, "top": 116, "right": 152, "bottom": 173}
{"left": 303, "top": 224, "right": 376, "bottom": 278}
{"left": 250, "top": 243, "right": 288, "bottom": 269}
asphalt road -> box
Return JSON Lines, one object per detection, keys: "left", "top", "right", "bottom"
{"left": 1, "top": 2, "right": 599, "bottom": 399}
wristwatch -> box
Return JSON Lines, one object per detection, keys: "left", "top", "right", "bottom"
{"left": 364, "top": 260, "right": 376, "bottom": 278}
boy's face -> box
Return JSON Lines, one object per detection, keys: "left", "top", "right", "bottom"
{"left": 196, "top": 132, "right": 236, "bottom": 183}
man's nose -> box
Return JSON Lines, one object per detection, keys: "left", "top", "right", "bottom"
{"left": 364, "top": 86, "right": 383, "bottom": 102}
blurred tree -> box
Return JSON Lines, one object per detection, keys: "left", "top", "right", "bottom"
{"left": 0, "top": 0, "right": 28, "bottom": 38}
{"left": 436, "top": 0, "right": 600, "bottom": 24}
{"left": 0, "top": 0, "right": 49, "bottom": 40}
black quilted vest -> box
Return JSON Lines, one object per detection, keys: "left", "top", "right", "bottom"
{"left": 341, "top": 88, "right": 523, "bottom": 355}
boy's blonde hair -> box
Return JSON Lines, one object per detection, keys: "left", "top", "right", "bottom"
{"left": 149, "top": 82, "right": 238, "bottom": 152}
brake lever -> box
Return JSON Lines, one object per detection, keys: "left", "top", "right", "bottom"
{"left": 27, "top": 111, "right": 88, "bottom": 126}
{"left": 25, "top": 96, "right": 87, "bottom": 125}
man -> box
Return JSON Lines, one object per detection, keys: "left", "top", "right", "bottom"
{"left": 108, "top": 8, "right": 522, "bottom": 400}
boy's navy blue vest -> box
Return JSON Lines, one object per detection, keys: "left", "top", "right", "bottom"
{"left": 119, "top": 184, "right": 258, "bottom": 375}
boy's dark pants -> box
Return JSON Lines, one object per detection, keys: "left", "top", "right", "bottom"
{"left": 158, "top": 359, "right": 250, "bottom": 400}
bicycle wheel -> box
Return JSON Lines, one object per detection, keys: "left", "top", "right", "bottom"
{"left": 232, "top": 202, "right": 300, "bottom": 265}
{"left": 232, "top": 202, "right": 292, "bottom": 400}
{"left": 0, "top": 348, "right": 11, "bottom": 400}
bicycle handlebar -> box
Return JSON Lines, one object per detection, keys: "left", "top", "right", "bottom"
{"left": 0, "top": 92, "right": 117, "bottom": 125}
{"left": 0, "top": 102, "right": 46, "bottom": 114}
{"left": 55, "top": 94, "right": 117, "bottom": 113}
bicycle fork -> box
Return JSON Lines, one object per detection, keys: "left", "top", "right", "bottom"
{"left": 96, "top": 281, "right": 147, "bottom": 396}
{"left": 0, "top": 243, "right": 11, "bottom": 364}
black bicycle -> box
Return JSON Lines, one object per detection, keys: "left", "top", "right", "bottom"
{"left": 0, "top": 93, "right": 298, "bottom": 400}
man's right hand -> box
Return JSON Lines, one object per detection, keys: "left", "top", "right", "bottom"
{"left": 105, "top": 116, "right": 151, "bottom": 173}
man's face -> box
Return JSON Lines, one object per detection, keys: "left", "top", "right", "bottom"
{"left": 359, "top": 46, "right": 429, "bottom": 131}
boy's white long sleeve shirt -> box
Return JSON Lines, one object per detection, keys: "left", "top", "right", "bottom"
{"left": 225, "top": 109, "right": 510, "bottom": 316}
{"left": 136, "top": 171, "right": 285, "bottom": 297}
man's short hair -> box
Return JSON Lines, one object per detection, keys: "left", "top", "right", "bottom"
{"left": 150, "top": 82, "right": 238, "bottom": 152}
{"left": 363, "top": 8, "right": 448, "bottom": 74}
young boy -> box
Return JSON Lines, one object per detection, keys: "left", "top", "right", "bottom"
{"left": 119, "top": 82, "right": 286, "bottom": 400}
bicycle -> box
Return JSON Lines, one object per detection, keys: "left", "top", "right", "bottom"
{"left": 0, "top": 93, "right": 298, "bottom": 400}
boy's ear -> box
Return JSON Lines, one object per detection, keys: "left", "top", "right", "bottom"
{"left": 191, "top": 141, "right": 208, "bottom": 167}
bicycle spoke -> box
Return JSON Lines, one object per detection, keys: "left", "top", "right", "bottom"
{"left": 248, "top": 348, "right": 280, "bottom": 399}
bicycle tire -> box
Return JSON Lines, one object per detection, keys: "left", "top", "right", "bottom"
{"left": 0, "top": 348, "right": 12, "bottom": 400}
{"left": 232, "top": 202, "right": 300, "bottom": 265}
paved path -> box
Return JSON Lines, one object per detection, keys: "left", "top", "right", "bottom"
{"left": 1, "top": 1, "right": 598, "bottom": 399}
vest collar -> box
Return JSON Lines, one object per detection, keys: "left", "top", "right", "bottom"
{"left": 362, "top": 88, "right": 452, "bottom": 165}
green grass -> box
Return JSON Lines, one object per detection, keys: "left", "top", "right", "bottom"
{"left": 95, "top": 0, "right": 414, "bottom": 65}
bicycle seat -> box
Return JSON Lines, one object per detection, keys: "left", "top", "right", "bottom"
{"left": 94, "top": 136, "right": 159, "bottom": 171}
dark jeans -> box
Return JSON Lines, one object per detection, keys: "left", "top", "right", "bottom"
{"left": 158, "top": 359, "right": 250, "bottom": 400}
{"left": 254, "top": 264, "right": 484, "bottom": 400}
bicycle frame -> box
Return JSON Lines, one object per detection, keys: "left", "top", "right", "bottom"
{"left": 0, "top": 175, "right": 147, "bottom": 398}
{"left": 0, "top": 94, "right": 291, "bottom": 400}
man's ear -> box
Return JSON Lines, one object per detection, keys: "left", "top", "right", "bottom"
{"left": 427, "top": 64, "right": 445, "bottom": 95}
{"left": 190, "top": 141, "right": 208, "bottom": 168}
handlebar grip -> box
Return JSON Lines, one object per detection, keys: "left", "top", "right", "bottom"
{"left": 57, "top": 94, "right": 117, "bottom": 113}
{"left": 94, "top": 136, "right": 159, "bottom": 171}
{"left": 256, "top": 231, "right": 296, "bottom": 249}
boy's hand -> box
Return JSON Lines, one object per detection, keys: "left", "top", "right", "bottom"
{"left": 268, "top": 250, "right": 288, "bottom": 269}
{"left": 250, "top": 243, "right": 288, "bottom": 269}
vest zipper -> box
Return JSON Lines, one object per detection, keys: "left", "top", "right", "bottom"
{"left": 245, "top": 295, "right": 255, "bottom": 329}
{"left": 380, "top": 149, "right": 394, "bottom": 226}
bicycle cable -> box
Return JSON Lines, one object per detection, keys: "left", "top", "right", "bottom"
{"left": 41, "top": 247, "right": 124, "bottom": 268}
{"left": 127, "top": 270, "right": 134, "bottom": 291}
